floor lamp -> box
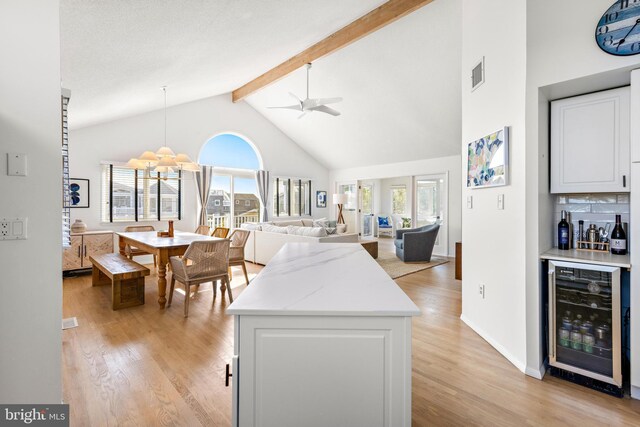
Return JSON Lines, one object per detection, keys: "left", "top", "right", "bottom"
{"left": 333, "top": 193, "right": 348, "bottom": 224}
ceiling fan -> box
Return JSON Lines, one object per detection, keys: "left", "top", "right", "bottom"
{"left": 268, "top": 63, "right": 342, "bottom": 119}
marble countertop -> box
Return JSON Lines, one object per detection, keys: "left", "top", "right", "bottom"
{"left": 540, "top": 248, "right": 631, "bottom": 269}
{"left": 227, "top": 243, "right": 421, "bottom": 317}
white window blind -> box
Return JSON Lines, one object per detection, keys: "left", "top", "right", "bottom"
{"left": 61, "top": 91, "right": 71, "bottom": 247}
{"left": 102, "top": 165, "right": 181, "bottom": 222}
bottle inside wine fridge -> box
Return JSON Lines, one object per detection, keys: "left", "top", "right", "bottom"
{"left": 558, "top": 210, "right": 570, "bottom": 250}
{"left": 610, "top": 214, "right": 627, "bottom": 255}
{"left": 548, "top": 260, "right": 622, "bottom": 394}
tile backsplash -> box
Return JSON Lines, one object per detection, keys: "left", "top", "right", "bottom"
{"left": 554, "top": 193, "right": 630, "bottom": 247}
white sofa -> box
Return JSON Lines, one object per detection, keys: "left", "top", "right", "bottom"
{"left": 241, "top": 219, "right": 359, "bottom": 265}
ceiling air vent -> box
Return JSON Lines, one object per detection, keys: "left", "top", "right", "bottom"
{"left": 471, "top": 57, "right": 485, "bottom": 91}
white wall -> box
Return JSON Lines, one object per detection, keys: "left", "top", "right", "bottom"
{"left": 69, "top": 94, "right": 330, "bottom": 233}
{"left": 0, "top": 0, "right": 62, "bottom": 403}
{"left": 526, "top": 0, "right": 640, "bottom": 384}
{"left": 461, "top": 0, "right": 528, "bottom": 372}
{"left": 329, "top": 154, "right": 461, "bottom": 256}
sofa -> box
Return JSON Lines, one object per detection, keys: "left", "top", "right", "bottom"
{"left": 394, "top": 224, "right": 440, "bottom": 262}
{"left": 241, "top": 219, "right": 359, "bottom": 265}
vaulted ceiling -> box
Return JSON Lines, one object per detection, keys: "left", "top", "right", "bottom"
{"left": 61, "top": 0, "right": 461, "bottom": 170}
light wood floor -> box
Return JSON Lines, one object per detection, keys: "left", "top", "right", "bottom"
{"left": 62, "top": 260, "right": 640, "bottom": 426}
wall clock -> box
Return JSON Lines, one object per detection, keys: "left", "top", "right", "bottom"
{"left": 596, "top": 0, "right": 640, "bottom": 56}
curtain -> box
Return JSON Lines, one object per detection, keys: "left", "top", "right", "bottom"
{"left": 255, "top": 169, "right": 270, "bottom": 222}
{"left": 195, "top": 165, "right": 213, "bottom": 226}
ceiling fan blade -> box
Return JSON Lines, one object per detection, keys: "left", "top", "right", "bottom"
{"left": 289, "top": 92, "right": 302, "bottom": 102}
{"left": 310, "top": 105, "right": 341, "bottom": 116}
{"left": 297, "top": 111, "right": 308, "bottom": 120}
{"left": 267, "top": 104, "right": 302, "bottom": 111}
{"left": 313, "top": 97, "right": 343, "bottom": 106}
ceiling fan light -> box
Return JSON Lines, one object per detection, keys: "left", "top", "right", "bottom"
{"left": 156, "top": 146, "right": 175, "bottom": 157}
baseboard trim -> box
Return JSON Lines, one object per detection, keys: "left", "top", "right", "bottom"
{"left": 525, "top": 358, "right": 547, "bottom": 380}
{"left": 631, "top": 385, "right": 640, "bottom": 400}
{"left": 460, "top": 314, "right": 527, "bottom": 374}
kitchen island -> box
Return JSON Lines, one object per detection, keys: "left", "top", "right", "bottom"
{"left": 227, "top": 242, "right": 420, "bottom": 427}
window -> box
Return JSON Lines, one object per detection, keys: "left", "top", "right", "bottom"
{"left": 102, "top": 165, "right": 181, "bottom": 222}
{"left": 273, "top": 177, "right": 311, "bottom": 217}
{"left": 200, "top": 133, "right": 262, "bottom": 229}
{"left": 391, "top": 186, "right": 407, "bottom": 214}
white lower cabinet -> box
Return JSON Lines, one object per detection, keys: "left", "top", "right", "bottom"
{"left": 232, "top": 315, "right": 412, "bottom": 427}
{"left": 226, "top": 243, "right": 419, "bottom": 427}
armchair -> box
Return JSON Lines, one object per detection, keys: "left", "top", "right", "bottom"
{"left": 394, "top": 224, "right": 440, "bottom": 262}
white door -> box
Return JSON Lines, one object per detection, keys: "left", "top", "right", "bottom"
{"left": 414, "top": 173, "right": 448, "bottom": 256}
{"left": 359, "top": 183, "right": 374, "bottom": 237}
{"left": 336, "top": 182, "right": 357, "bottom": 235}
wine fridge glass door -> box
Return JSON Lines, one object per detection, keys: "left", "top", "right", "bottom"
{"left": 549, "top": 260, "right": 621, "bottom": 386}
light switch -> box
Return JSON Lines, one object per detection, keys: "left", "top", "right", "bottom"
{"left": 7, "top": 153, "right": 27, "bottom": 176}
{"left": 467, "top": 195, "right": 473, "bottom": 209}
{"left": 498, "top": 194, "right": 504, "bottom": 210}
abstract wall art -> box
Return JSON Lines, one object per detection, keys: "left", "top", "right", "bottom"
{"left": 316, "top": 191, "right": 327, "bottom": 208}
{"left": 467, "top": 127, "right": 509, "bottom": 188}
{"left": 69, "top": 178, "right": 90, "bottom": 208}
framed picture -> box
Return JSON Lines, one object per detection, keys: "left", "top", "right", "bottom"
{"left": 467, "top": 127, "right": 509, "bottom": 188}
{"left": 69, "top": 178, "right": 90, "bottom": 208}
{"left": 316, "top": 190, "right": 327, "bottom": 208}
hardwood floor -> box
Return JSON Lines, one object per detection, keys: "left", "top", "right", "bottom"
{"left": 62, "top": 260, "right": 640, "bottom": 426}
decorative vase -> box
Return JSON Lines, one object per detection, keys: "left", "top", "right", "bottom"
{"left": 71, "top": 219, "right": 87, "bottom": 234}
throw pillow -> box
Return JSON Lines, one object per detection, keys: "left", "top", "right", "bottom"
{"left": 402, "top": 217, "right": 412, "bottom": 228}
{"left": 325, "top": 227, "right": 337, "bottom": 235}
{"left": 313, "top": 219, "right": 329, "bottom": 228}
{"left": 262, "top": 224, "right": 289, "bottom": 234}
{"left": 378, "top": 216, "right": 389, "bottom": 226}
{"left": 336, "top": 224, "right": 347, "bottom": 234}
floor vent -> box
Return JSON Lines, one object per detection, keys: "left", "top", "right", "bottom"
{"left": 62, "top": 317, "right": 79, "bottom": 330}
{"left": 471, "top": 57, "right": 485, "bottom": 91}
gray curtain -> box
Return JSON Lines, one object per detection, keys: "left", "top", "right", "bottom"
{"left": 255, "top": 170, "right": 270, "bottom": 222}
{"left": 195, "top": 165, "right": 213, "bottom": 226}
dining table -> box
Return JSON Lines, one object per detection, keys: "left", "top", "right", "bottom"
{"left": 116, "top": 230, "right": 223, "bottom": 307}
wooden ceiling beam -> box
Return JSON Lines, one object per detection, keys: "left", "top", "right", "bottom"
{"left": 231, "top": 0, "right": 434, "bottom": 102}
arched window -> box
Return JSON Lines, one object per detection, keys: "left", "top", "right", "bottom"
{"left": 199, "top": 133, "right": 262, "bottom": 229}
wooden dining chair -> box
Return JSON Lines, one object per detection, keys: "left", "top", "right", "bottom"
{"left": 212, "top": 227, "right": 230, "bottom": 238}
{"left": 124, "top": 225, "right": 157, "bottom": 267}
{"left": 195, "top": 225, "right": 211, "bottom": 236}
{"left": 168, "top": 239, "right": 231, "bottom": 317}
{"left": 228, "top": 229, "right": 250, "bottom": 286}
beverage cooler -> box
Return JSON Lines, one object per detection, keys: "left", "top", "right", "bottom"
{"left": 548, "top": 260, "right": 622, "bottom": 389}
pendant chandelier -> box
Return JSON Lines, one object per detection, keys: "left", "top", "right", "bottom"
{"left": 126, "top": 87, "right": 200, "bottom": 178}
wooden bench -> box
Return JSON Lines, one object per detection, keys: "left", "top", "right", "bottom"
{"left": 89, "top": 253, "right": 150, "bottom": 310}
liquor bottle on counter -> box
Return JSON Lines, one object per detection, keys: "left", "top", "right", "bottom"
{"left": 610, "top": 214, "right": 627, "bottom": 255}
{"left": 558, "top": 210, "right": 570, "bottom": 250}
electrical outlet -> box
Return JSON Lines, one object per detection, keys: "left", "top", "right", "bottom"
{"left": 479, "top": 284, "right": 485, "bottom": 299}
{"left": 0, "top": 217, "right": 26, "bottom": 240}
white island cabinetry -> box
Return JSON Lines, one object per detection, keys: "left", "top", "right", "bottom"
{"left": 227, "top": 243, "right": 420, "bottom": 427}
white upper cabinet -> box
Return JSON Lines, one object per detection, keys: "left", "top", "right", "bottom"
{"left": 551, "top": 87, "right": 630, "bottom": 194}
